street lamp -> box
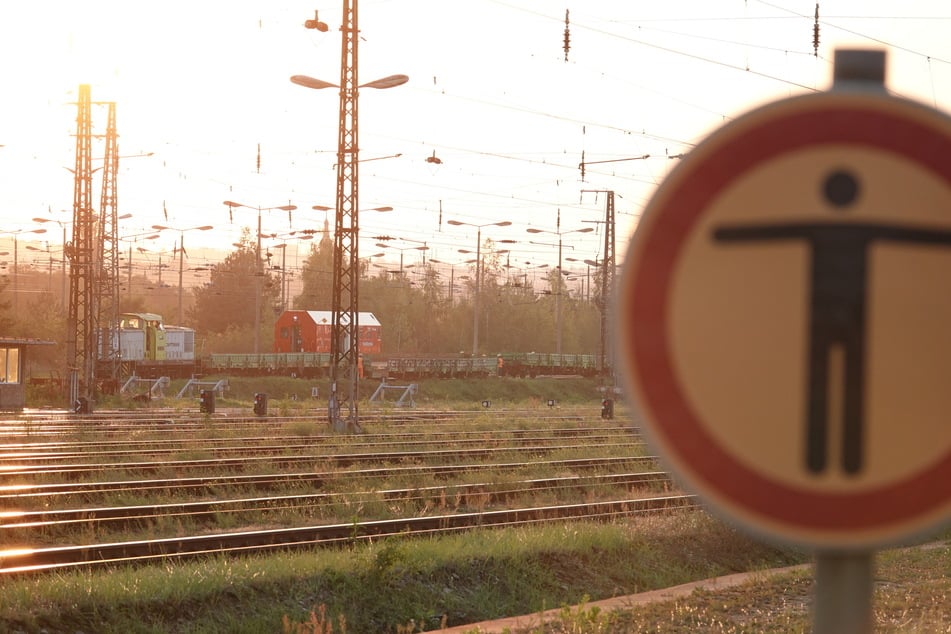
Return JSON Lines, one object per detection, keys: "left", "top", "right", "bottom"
{"left": 222, "top": 201, "right": 298, "bottom": 354}
{"left": 263, "top": 231, "right": 315, "bottom": 312}
{"left": 447, "top": 219, "right": 512, "bottom": 355}
{"left": 33, "top": 216, "right": 72, "bottom": 307}
{"left": 24, "top": 243, "right": 53, "bottom": 294}
{"left": 509, "top": 261, "right": 549, "bottom": 288}
{"left": 150, "top": 224, "right": 213, "bottom": 325}
{"left": 23, "top": 242, "right": 69, "bottom": 297}
{"left": 0, "top": 228, "right": 47, "bottom": 318}
{"left": 565, "top": 257, "right": 594, "bottom": 302}
{"left": 291, "top": 2, "right": 408, "bottom": 432}
{"left": 526, "top": 212, "right": 593, "bottom": 355}
{"left": 374, "top": 241, "right": 428, "bottom": 279}
{"left": 118, "top": 231, "right": 161, "bottom": 295}
{"left": 290, "top": 74, "right": 409, "bottom": 91}
{"left": 429, "top": 257, "right": 477, "bottom": 306}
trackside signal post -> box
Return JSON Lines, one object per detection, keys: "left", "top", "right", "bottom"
{"left": 618, "top": 49, "right": 951, "bottom": 634}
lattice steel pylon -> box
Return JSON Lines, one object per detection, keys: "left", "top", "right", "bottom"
{"left": 66, "top": 85, "right": 97, "bottom": 410}
{"left": 293, "top": 2, "right": 405, "bottom": 431}
{"left": 603, "top": 191, "right": 616, "bottom": 382}
{"left": 328, "top": 0, "right": 362, "bottom": 432}
{"left": 96, "top": 102, "right": 121, "bottom": 383}
{"left": 580, "top": 190, "right": 616, "bottom": 380}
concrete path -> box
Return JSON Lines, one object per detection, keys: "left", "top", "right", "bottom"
{"left": 438, "top": 564, "right": 811, "bottom": 633}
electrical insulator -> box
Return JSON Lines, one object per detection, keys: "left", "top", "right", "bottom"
{"left": 813, "top": 4, "right": 820, "bottom": 57}
{"left": 563, "top": 9, "right": 571, "bottom": 62}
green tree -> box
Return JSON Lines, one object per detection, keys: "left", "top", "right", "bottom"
{"left": 15, "top": 292, "right": 65, "bottom": 375}
{"left": 294, "top": 229, "right": 334, "bottom": 310}
{"left": 414, "top": 264, "right": 451, "bottom": 352}
{"left": 189, "top": 229, "right": 279, "bottom": 337}
{"left": 0, "top": 277, "right": 14, "bottom": 333}
{"left": 464, "top": 241, "right": 514, "bottom": 355}
{"left": 488, "top": 275, "right": 552, "bottom": 353}
{"left": 360, "top": 270, "right": 410, "bottom": 353}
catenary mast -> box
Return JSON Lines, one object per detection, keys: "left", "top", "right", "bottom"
{"left": 66, "top": 85, "right": 97, "bottom": 410}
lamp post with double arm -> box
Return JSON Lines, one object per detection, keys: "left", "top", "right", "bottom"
{"left": 222, "top": 201, "right": 298, "bottom": 353}
{"left": 150, "top": 224, "right": 214, "bottom": 326}
{"left": 262, "top": 230, "right": 316, "bottom": 312}
{"left": 0, "top": 228, "right": 48, "bottom": 319}
{"left": 526, "top": 211, "right": 593, "bottom": 355}
{"left": 291, "top": 2, "right": 408, "bottom": 432}
{"left": 33, "top": 215, "right": 72, "bottom": 307}
{"left": 374, "top": 241, "right": 428, "bottom": 280}
{"left": 447, "top": 219, "right": 512, "bottom": 355}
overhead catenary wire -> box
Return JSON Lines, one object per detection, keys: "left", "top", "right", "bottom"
{"left": 14, "top": 2, "right": 951, "bottom": 287}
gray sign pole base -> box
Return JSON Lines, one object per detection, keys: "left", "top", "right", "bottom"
{"left": 813, "top": 550, "right": 873, "bottom": 634}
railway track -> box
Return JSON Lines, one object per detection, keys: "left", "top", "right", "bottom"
{"left": 1, "top": 471, "right": 672, "bottom": 531}
{"left": 0, "top": 495, "right": 697, "bottom": 575}
{"left": 0, "top": 442, "right": 646, "bottom": 481}
{"left": 0, "top": 408, "right": 605, "bottom": 434}
{"left": 0, "top": 408, "right": 688, "bottom": 578}
{"left": 0, "top": 456, "right": 659, "bottom": 500}
{"left": 0, "top": 429, "right": 640, "bottom": 465}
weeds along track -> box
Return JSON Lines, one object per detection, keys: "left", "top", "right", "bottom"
{"left": 0, "top": 442, "right": 647, "bottom": 480}
{"left": 1, "top": 472, "right": 674, "bottom": 535}
{"left": 0, "top": 496, "right": 697, "bottom": 575}
{"left": 0, "top": 457, "right": 656, "bottom": 500}
{"left": 0, "top": 428, "right": 642, "bottom": 466}
{"left": 0, "top": 407, "right": 692, "bottom": 576}
{"left": 0, "top": 409, "right": 596, "bottom": 437}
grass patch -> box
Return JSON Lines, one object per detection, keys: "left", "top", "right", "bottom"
{"left": 0, "top": 512, "right": 808, "bottom": 633}
{"left": 521, "top": 542, "right": 951, "bottom": 633}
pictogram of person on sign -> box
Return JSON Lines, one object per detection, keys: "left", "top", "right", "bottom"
{"left": 713, "top": 168, "right": 951, "bottom": 476}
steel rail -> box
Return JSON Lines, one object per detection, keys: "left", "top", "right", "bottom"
{"left": 0, "top": 408, "right": 600, "bottom": 426}
{"left": 0, "top": 472, "right": 672, "bottom": 531}
{"left": 0, "top": 495, "right": 698, "bottom": 575}
{"left": 0, "top": 412, "right": 614, "bottom": 441}
{"left": 0, "top": 432, "right": 640, "bottom": 465}
{"left": 0, "top": 456, "right": 659, "bottom": 500}
{"left": 0, "top": 442, "right": 646, "bottom": 480}
{"left": 0, "top": 425, "right": 635, "bottom": 451}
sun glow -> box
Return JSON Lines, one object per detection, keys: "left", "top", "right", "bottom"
{"left": 0, "top": 510, "right": 26, "bottom": 520}
{"left": 0, "top": 547, "right": 34, "bottom": 559}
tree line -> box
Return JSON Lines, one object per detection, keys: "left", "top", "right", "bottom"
{"left": 0, "top": 229, "right": 605, "bottom": 377}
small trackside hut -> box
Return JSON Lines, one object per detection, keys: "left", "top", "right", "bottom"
{"left": 0, "top": 337, "right": 55, "bottom": 410}
{"left": 273, "top": 310, "right": 382, "bottom": 355}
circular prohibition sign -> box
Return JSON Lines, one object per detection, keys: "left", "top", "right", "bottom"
{"left": 618, "top": 89, "right": 951, "bottom": 550}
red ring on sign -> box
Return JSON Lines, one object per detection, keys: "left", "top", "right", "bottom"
{"left": 626, "top": 94, "right": 951, "bottom": 534}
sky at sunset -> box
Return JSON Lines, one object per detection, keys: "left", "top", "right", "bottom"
{"left": 2, "top": 0, "right": 950, "bottom": 285}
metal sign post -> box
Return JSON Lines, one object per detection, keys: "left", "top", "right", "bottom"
{"left": 618, "top": 49, "right": 951, "bottom": 633}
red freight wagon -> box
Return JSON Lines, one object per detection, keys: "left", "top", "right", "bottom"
{"left": 274, "top": 310, "right": 382, "bottom": 354}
